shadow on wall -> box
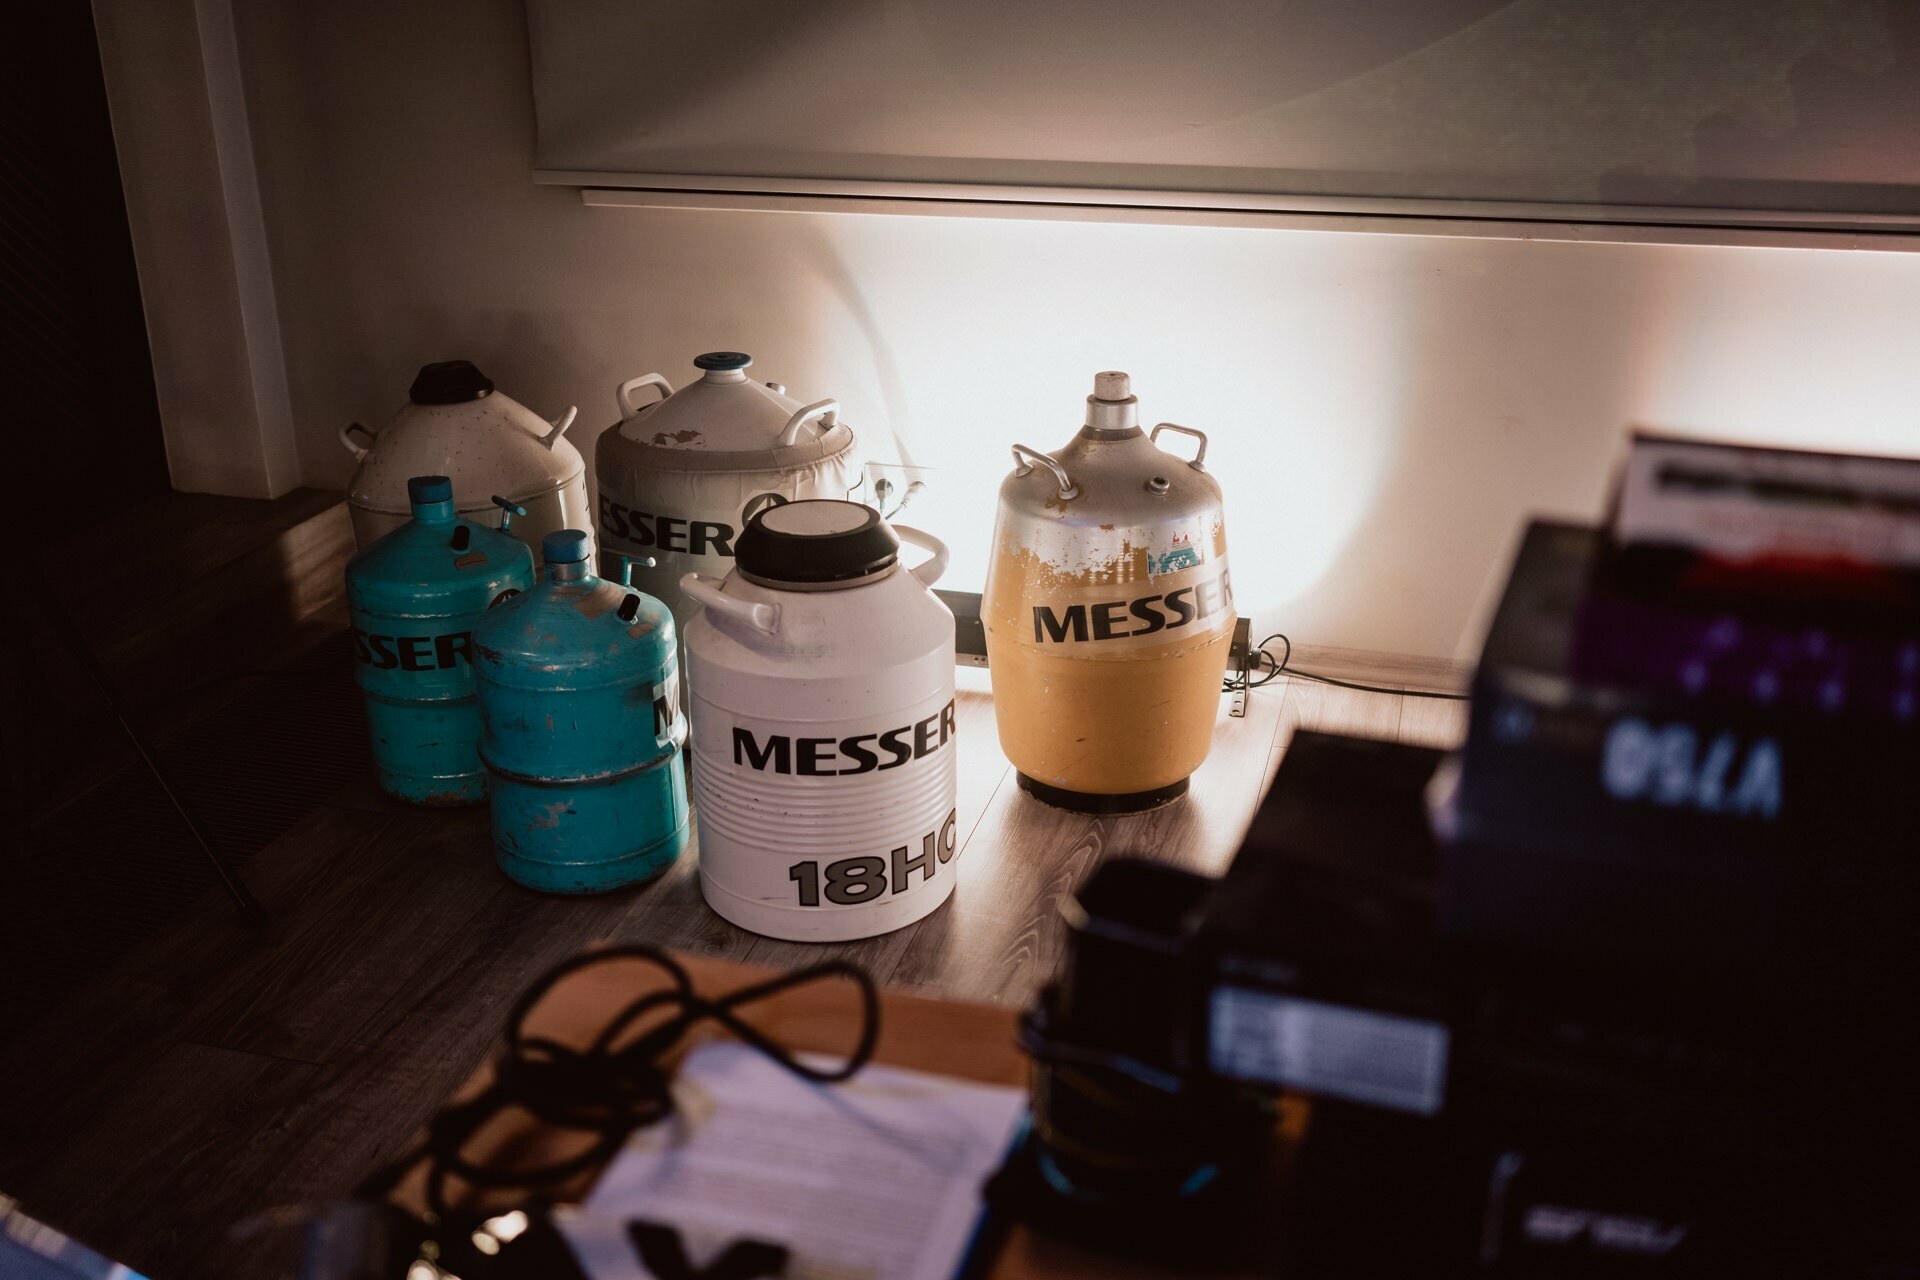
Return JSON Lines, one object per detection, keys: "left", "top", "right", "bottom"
{"left": 785, "top": 217, "right": 920, "bottom": 472}
{"left": 367, "top": 214, "right": 921, "bottom": 508}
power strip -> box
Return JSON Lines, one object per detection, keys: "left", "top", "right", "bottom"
{"left": 1228, "top": 616, "right": 1254, "bottom": 718}
{"left": 936, "top": 590, "right": 990, "bottom": 668}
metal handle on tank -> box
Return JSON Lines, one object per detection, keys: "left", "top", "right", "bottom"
{"left": 893, "top": 525, "right": 949, "bottom": 588}
{"left": 616, "top": 372, "right": 674, "bottom": 418}
{"left": 611, "top": 551, "right": 656, "bottom": 587}
{"left": 339, "top": 421, "right": 376, "bottom": 461}
{"left": 1150, "top": 423, "right": 1209, "bottom": 470}
{"left": 541, "top": 406, "right": 579, "bottom": 451}
{"left": 490, "top": 495, "right": 528, "bottom": 531}
{"left": 1010, "top": 444, "right": 1078, "bottom": 499}
{"left": 681, "top": 573, "right": 780, "bottom": 635}
{"left": 777, "top": 399, "right": 840, "bottom": 447}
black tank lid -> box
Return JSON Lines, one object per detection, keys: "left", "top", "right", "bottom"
{"left": 735, "top": 499, "right": 898, "bottom": 585}
{"left": 410, "top": 360, "right": 495, "bottom": 404}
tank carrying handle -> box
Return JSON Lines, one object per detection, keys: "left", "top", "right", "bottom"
{"left": 777, "top": 399, "right": 840, "bottom": 447}
{"left": 610, "top": 551, "right": 657, "bottom": 587}
{"left": 681, "top": 573, "right": 780, "bottom": 635}
{"left": 1150, "top": 423, "right": 1209, "bottom": 470}
{"left": 490, "top": 495, "right": 528, "bottom": 532}
{"left": 1011, "top": 444, "right": 1078, "bottom": 499}
{"left": 541, "top": 406, "right": 579, "bottom": 450}
{"left": 339, "top": 421, "right": 376, "bottom": 461}
{"left": 617, "top": 372, "right": 674, "bottom": 418}
{"left": 894, "top": 525, "right": 949, "bottom": 588}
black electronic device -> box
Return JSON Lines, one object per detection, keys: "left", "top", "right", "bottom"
{"left": 1238, "top": 734, "right": 1917, "bottom": 1276}
{"left": 1006, "top": 731, "right": 1920, "bottom": 1275}
{"left": 1199, "top": 734, "right": 1458, "bottom": 1117}
{"left": 1444, "top": 437, "right": 1920, "bottom": 981}
{"left": 1445, "top": 520, "right": 1920, "bottom": 994}
{"left": 985, "top": 858, "right": 1275, "bottom": 1267}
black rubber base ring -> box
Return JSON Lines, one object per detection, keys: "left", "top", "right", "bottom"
{"left": 1017, "top": 772, "right": 1190, "bottom": 814}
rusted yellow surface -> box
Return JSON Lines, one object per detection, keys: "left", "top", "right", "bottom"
{"left": 983, "top": 536, "right": 1232, "bottom": 796}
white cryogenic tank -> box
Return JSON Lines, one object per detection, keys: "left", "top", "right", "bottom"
{"left": 682, "top": 499, "right": 957, "bottom": 942}
{"left": 341, "top": 360, "right": 592, "bottom": 558}
{"left": 595, "top": 352, "right": 863, "bottom": 655}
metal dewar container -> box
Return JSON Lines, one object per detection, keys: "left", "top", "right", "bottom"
{"left": 982, "top": 372, "right": 1234, "bottom": 812}
{"left": 346, "top": 475, "right": 536, "bottom": 805}
{"left": 595, "top": 351, "right": 862, "bottom": 646}
{"left": 472, "top": 530, "right": 689, "bottom": 893}
{"left": 342, "top": 360, "right": 594, "bottom": 559}
{"left": 681, "top": 500, "right": 957, "bottom": 942}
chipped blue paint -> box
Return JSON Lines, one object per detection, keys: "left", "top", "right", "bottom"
{"left": 472, "top": 531, "right": 689, "bottom": 893}
{"left": 345, "top": 477, "right": 535, "bottom": 806}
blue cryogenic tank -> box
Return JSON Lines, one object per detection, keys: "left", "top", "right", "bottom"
{"left": 472, "top": 529, "right": 690, "bottom": 892}
{"left": 346, "top": 475, "right": 536, "bottom": 805}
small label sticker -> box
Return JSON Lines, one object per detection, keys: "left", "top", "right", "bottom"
{"left": 1208, "top": 986, "right": 1450, "bottom": 1116}
{"left": 1147, "top": 517, "right": 1216, "bottom": 578}
{"left": 1148, "top": 530, "right": 1203, "bottom": 576}
{"left": 652, "top": 671, "right": 684, "bottom": 751}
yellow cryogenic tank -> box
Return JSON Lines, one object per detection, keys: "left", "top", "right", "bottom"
{"left": 983, "top": 371, "right": 1233, "bottom": 812}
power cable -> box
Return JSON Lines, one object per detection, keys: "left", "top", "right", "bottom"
{"left": 1226, "top": 632, "right": 1470, "bottom": 702}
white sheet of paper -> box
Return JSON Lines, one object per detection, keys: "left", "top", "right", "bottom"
{"left": 560, "top": 1041, "right": 1027, "bottom": 1280}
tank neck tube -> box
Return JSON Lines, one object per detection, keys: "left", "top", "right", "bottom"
{"left": 410, "top": 498, "right": 457, "bottom": 523}
{"left": 699, "top": 369, "right": 749, "bottom": 385}
{"left": 1082, "top": 373, "right": 1141, "bottom": 438}
{"left": 547, "top": 561, "right": 589, "bottom": 583}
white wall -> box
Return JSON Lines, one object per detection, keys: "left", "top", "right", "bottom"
{"left": 231, "top": 0, "right": 1920, "bottom": 660}
{"left": 95, "top": 0, "right": 299, "bottom": 497}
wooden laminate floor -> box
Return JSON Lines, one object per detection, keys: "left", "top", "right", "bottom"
{"left": 0, "top": 646, "right": 1467, "bottom": 1279}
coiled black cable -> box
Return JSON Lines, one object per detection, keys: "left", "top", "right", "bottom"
{"left": 356, "top": 945, "right": 881, "bottom": 1219}
{"left": 1224, "top": 631, "right": 1470, "bottom": 702}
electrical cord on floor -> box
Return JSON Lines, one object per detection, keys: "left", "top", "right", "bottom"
{"left": 354, "top": 945, "right": 881, "bottom": 1220}
{"left": 1224, "top": 632, "right": 1470, "bottom": 702}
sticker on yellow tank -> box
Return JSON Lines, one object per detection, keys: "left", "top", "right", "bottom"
{"left": 1147, "top": 517, "right": 1218, "bottom": 577}
{"left": 1148, "top": 532, "right": 1202, "bottom": 576}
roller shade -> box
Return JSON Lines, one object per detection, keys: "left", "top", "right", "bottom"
{"left": 527, "top": 0, "right": 1920, "bottom": 230}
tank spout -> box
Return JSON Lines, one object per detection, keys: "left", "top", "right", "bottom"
{"left": 1084, "top": 370, "right": 1140, "bottom": 435}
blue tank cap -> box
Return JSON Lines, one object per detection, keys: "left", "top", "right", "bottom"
{"left": 542, "top": 530, "right": 592, "bottom": 565}
{"left": 693, "top": 352, "right": 753, "bottom": 371}
{"left": 407, "top": 475, "right": 454, "bottom": 504}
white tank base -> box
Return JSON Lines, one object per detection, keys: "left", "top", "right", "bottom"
{"left": 698, "top": 864, "right": 957, "bottom": 943}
